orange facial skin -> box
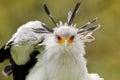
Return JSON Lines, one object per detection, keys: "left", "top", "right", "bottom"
{"left": 57, "top": 36, "right": 74, "bottom": 45}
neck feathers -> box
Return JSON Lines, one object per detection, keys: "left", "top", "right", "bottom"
{"left": 40, "top": 36, "right": 89, "bottom": 80}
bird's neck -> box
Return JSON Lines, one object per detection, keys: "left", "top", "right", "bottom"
{"left": 42, "top": 43, "right": 89, "bottom": 80}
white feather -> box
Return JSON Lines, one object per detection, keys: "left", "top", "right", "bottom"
{"left": 6, "top": 21, "right": 45, "bottom": 45}
{"left": 26, "top": 25, "right": 104, "bottom": 80}
{"left": 6, "top": 21, "right": 47, "bottom": 65}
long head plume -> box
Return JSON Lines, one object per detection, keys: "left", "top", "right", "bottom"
{"left": 78, "top": 17, "right": 98, "bottom": 30}
{"left": 40, "top": 3, "right": 100, "bottom": 34}
{"left": 77, "top": 24, "right": 101, "bottom": 34}
{"left": 44, "top": 4, "right": 57, "bottom": 26}
{"left": 32, "top": 24, "right": 54, "bottom": 33}
{"left": 41, "top": 24, "right": 54, "bottom": 32}
{"left": 68, "top": 2, "right": 81, "bottom": 25}
{"left": 77, "top": 17, "right": 100, "bottom": 34}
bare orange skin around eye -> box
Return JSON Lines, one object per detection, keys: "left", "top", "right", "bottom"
{"left": 57, "top": 36, "right": 65, "bottom": 45}
{"left": 57, "top": 36, "right": 73, "bottom": 45}
{"left": 58, "top": 38, "right": 65, "bottom": 45}
{"left": 68, "top": 38, "right": 73, "bottom": 44}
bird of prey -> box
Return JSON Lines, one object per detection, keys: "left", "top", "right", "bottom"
{"left": 0, "top": 2, "right": 104, "bottom": 80}
{"left": 25, "top": 3, "right": 104, "bottom": 80}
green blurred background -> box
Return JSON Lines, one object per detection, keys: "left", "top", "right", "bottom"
{"left": 0, "top": 0, "right": 120, "bottom": 80}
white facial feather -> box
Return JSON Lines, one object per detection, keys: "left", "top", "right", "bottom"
{"left": 54, "top": 25, "right": 77, "bottom": 38}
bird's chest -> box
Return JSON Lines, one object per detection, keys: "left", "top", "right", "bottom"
{"left": 43, "top": 51, "right": 85, "bottom": 80}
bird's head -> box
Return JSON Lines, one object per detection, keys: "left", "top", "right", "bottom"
{"left": 54, "top": 24, "right": 77, "bottom": 47}
{"left": 53, "top": 22, "right": 100, "bottom": 47}
{"left": 32, "top": 2, "right": 101, "bottom": 47}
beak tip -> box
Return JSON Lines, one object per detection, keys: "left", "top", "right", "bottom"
{"left": 63, "top": 40, "right": 68, "bottom": 47}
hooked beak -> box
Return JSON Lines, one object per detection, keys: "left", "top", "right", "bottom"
{"left": 58, "top": 38, "right": 73, "bottom": 47}
{"left": 63, "top": 40, "right": 68, "bottom": 47}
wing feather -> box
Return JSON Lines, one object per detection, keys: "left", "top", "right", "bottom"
{"left": 0, "top": 21, "right": 48, "bottom": 80}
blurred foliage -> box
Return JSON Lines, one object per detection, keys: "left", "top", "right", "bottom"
{"left": 0, "top": 0, "right": 120, "bottom": 80}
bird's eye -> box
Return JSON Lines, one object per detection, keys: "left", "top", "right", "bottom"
{"left": 57, "top": 36, "right": 61, "bottom": 40}
{"left": 70, "top": 36, "right": 75, "bottom": 40}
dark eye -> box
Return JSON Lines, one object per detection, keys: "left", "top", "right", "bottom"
{"left": 57, "top": 35, "right": 61, "bottom": 40}
{"left": 70, "top": 36, "right": 75, "bottom": 40}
